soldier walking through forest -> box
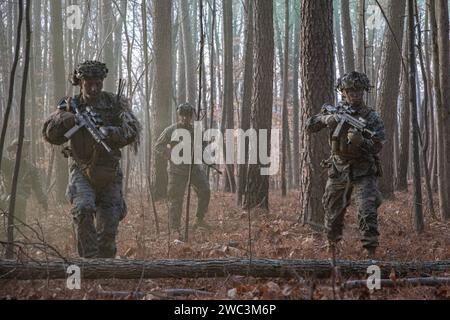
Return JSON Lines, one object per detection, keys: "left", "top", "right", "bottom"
{"left": 154, "top": 103, "right": 211, "bottom": 238}
{"left": 306, "top": 71, "right": 385, "bottom": 258}
{"left": 42, "top": 60, "right": 141, "bottom": 258}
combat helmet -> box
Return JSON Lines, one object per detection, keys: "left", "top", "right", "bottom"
{"left": 336, "top": 71, "right": 372, "bottom": 92}
{"left": 71, "top": 60, "right": 109, "bottom": 86}
{"left": 177, "top": 103, "right": 196, "bottom": 117}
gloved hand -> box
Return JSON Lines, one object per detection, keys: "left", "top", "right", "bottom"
{"left": 100, "top": 126, "right": 122, "bottom": 144}
{"left": 58, "top": 110, "right": 75, "bottom": 129}
{"left": 322, "top": 114, "right": 339, "bottom": 128}
{"left": 347, "top": 129, "right": 364, "bottom": 146}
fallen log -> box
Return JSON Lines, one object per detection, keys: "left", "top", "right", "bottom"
{"left": 0, "top": 258, "right": 449, "bottom": 280}
{"left": 342, "top": 277, "right": 450, "bottom": 290}
{"left": 92, "top": 288, "right": 213, "bottom": 300}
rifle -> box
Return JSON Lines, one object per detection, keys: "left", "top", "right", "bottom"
{"left": 59, "top": 97, "right": 112, "bottom": 153}
{"left": 322, "top": 104, "right": 375, "bottom": 141}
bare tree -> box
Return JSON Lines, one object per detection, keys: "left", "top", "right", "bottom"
{"left": 50, "top": 0, "right": 68, "bottom": 202}
{"left": 299, "top": 0, "right": 334, "bottom": 226}
{"left": 236, "top": 0, "right": 253, "bottom": 206}
{"left": 291, "top": 0, "right": 300, "bottom": 189}
{"left": 340, "top": 0, "right": 355, "bottom": 72}
{"left": 281, "top": 0, "right": 290, "bottom": 197}
{"left": 180, "top": 0, "right": 196, "bottom": 106}
{"left": 6, "top": 0, "right": 31, "bottom": 259}
{"left": 101, "top": 0, "right": 115, "bottom": 91}
{"left": 376, "top": 0, "right": 406, "bottom": 199}
{"left": 243, "top": 0, "right": 274, "bottom": 210}
{"left": 0, "top": 0, "right": 23, "bottom": 168}
{"left": 435, "top": 0, "right": 450, "bottom": 220}
{"left": 407, "top": 0, "right": 423, "bottom": 233}
{"left": 355, "top": 0, "right": 366, "bottom": 72}
{"left": 221, "top": 0, "right": 236, "bottom": 193}
{"left": 151, "top": 0, "right": 173, "bottom": 200}
{"left": 430, "top": 0, "right": 449, "bottom": 220}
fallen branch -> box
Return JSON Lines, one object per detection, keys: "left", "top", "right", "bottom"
{"left": 0, "top": 258, "right": 449, "bottom": 280}
{"left": 343, "top": 277, "right": 450, "bottom": 290}
{"left": 92, "top": 288, "right": 213, "bottom": 300}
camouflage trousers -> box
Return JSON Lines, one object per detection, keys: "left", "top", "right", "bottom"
{"left": 167, "top": 166, "right": 210, "bottom": 230}
{"left": 323, "top": 171, "right": 382, "bottom": 249}
{"left": 66, "top": 166, "right": 127, "bottom": 258}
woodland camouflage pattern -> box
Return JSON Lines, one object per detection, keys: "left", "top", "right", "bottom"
{"left": 43, "top": 89, "right": 140, "bottom": 258}
{"left": 306, "top": 73, "right": 385, "bottom": 251}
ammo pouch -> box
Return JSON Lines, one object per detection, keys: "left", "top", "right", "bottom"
{"left": 71, "top": 144, "right": 118, "bottom": 189}
{"left": 84, "top": 164, "right": 117, "bottom": 189}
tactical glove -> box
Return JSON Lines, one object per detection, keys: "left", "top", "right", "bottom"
{"left": 347, "top": 129, "right": 364, "bottom": 146}
{"left": 58, "top": 110, "right": 76, "bottom": 129}
{"left": 322, "top": 114, "right": 339, "bottom": 128}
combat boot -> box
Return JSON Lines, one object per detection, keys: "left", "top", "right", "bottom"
{"left": 194, "top": 218, "right": 212, "bottom": 230}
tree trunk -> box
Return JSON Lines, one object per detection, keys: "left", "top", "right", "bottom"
{"left": 101, "top": 0, "right": 115, "bottom": 92}
{"left": 1, "top": 258, "right": 449, "bottom": 280}
{"left": 376, "top": 0, "right": 406, "bottom": 199}
{"left": 50, "top": 0, "right": 68, "bottom": 203}
{"left": 415, "top": 0, "right": 436, "bottom": 220}
{"left": 177, "top": 23, "right": 186, "bottom": 106}
{"left": 243, "top": 0, "right": 274, "bottom": 210}
{"left": 207, "top": 0, "right": 216, "bottom": 181}
{"left": 340, "top": 0, "right": 355, "bottom": 72}
{"left": 151, "top": 0, "right": 173, "bottom": 200}
{"left": 435, "top": 0, "right": 450, "bottom": 220}
{"left": 0, "top": 0, "right": 23, "bottom": 168}
{"left": 424, "top": 3, "right": 437, "bottom": 192}
{"left": 236, "top": 0, "right": 253, "bottom": 206}
{"left": 396, "top": 32, "right": 410, "bottom": 191}
{"left": 355, "top": 0, "right": 366, "bottom": 72}
{"left": 291, "top": 1, "right": 300, "bottom": 189}
{"left": 221, "top": 0, "right": 236, "bottom": 193}
{"left": 407, "top": 0, "right": 424, "bottom": 233}
{"left": 299, "top": 0, "right": 334, "bottom": 226}
{"left": 281, "top": 0, "right": 290, "bottom": 197}
{"left": 180, "top": 0, "right": 196, "bottom": 106}
{"left": 430, "top": 1, "right": 449, "bottom": 220}
{"left": 333, "top": 0, "right": 344, "bottom": 79}
{"left": 6, "top": 0, "right": 31, "bottom": 259}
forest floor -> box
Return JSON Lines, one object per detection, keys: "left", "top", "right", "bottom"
{"left": 1, "top": 187, "right": 450, "bottom": 300}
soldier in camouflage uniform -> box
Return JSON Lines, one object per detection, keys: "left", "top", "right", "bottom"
{"left": 306, "top": 71, "right": 385, "bottom": 257}
{"left": 42, "top": 60, "right": 140, "bottom": 258}
{"left": 0, "top": 140, "right": 48, "bottom": 238}
{"left": 154, "top": 103, "right": 211, "bottom": 236}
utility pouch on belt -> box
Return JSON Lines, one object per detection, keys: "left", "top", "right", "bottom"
{"left": 84, "top": 164, "right": 117, "bottom": 189}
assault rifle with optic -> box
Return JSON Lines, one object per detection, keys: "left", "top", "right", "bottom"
{"left": 321, "top": 104, "right": 375, "bottom": 141}
{"left": 58, "top": 97, "right": 112, "bottom": 153}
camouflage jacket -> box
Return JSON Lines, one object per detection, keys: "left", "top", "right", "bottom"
{"left": 306, "top": 101, "right": 385, "bottom": 178}
{"left": 43, "top": 92, "right": 140, "bottom": 171}
{"left": 154, "top": 123, "right": 205, "bottom": 176}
